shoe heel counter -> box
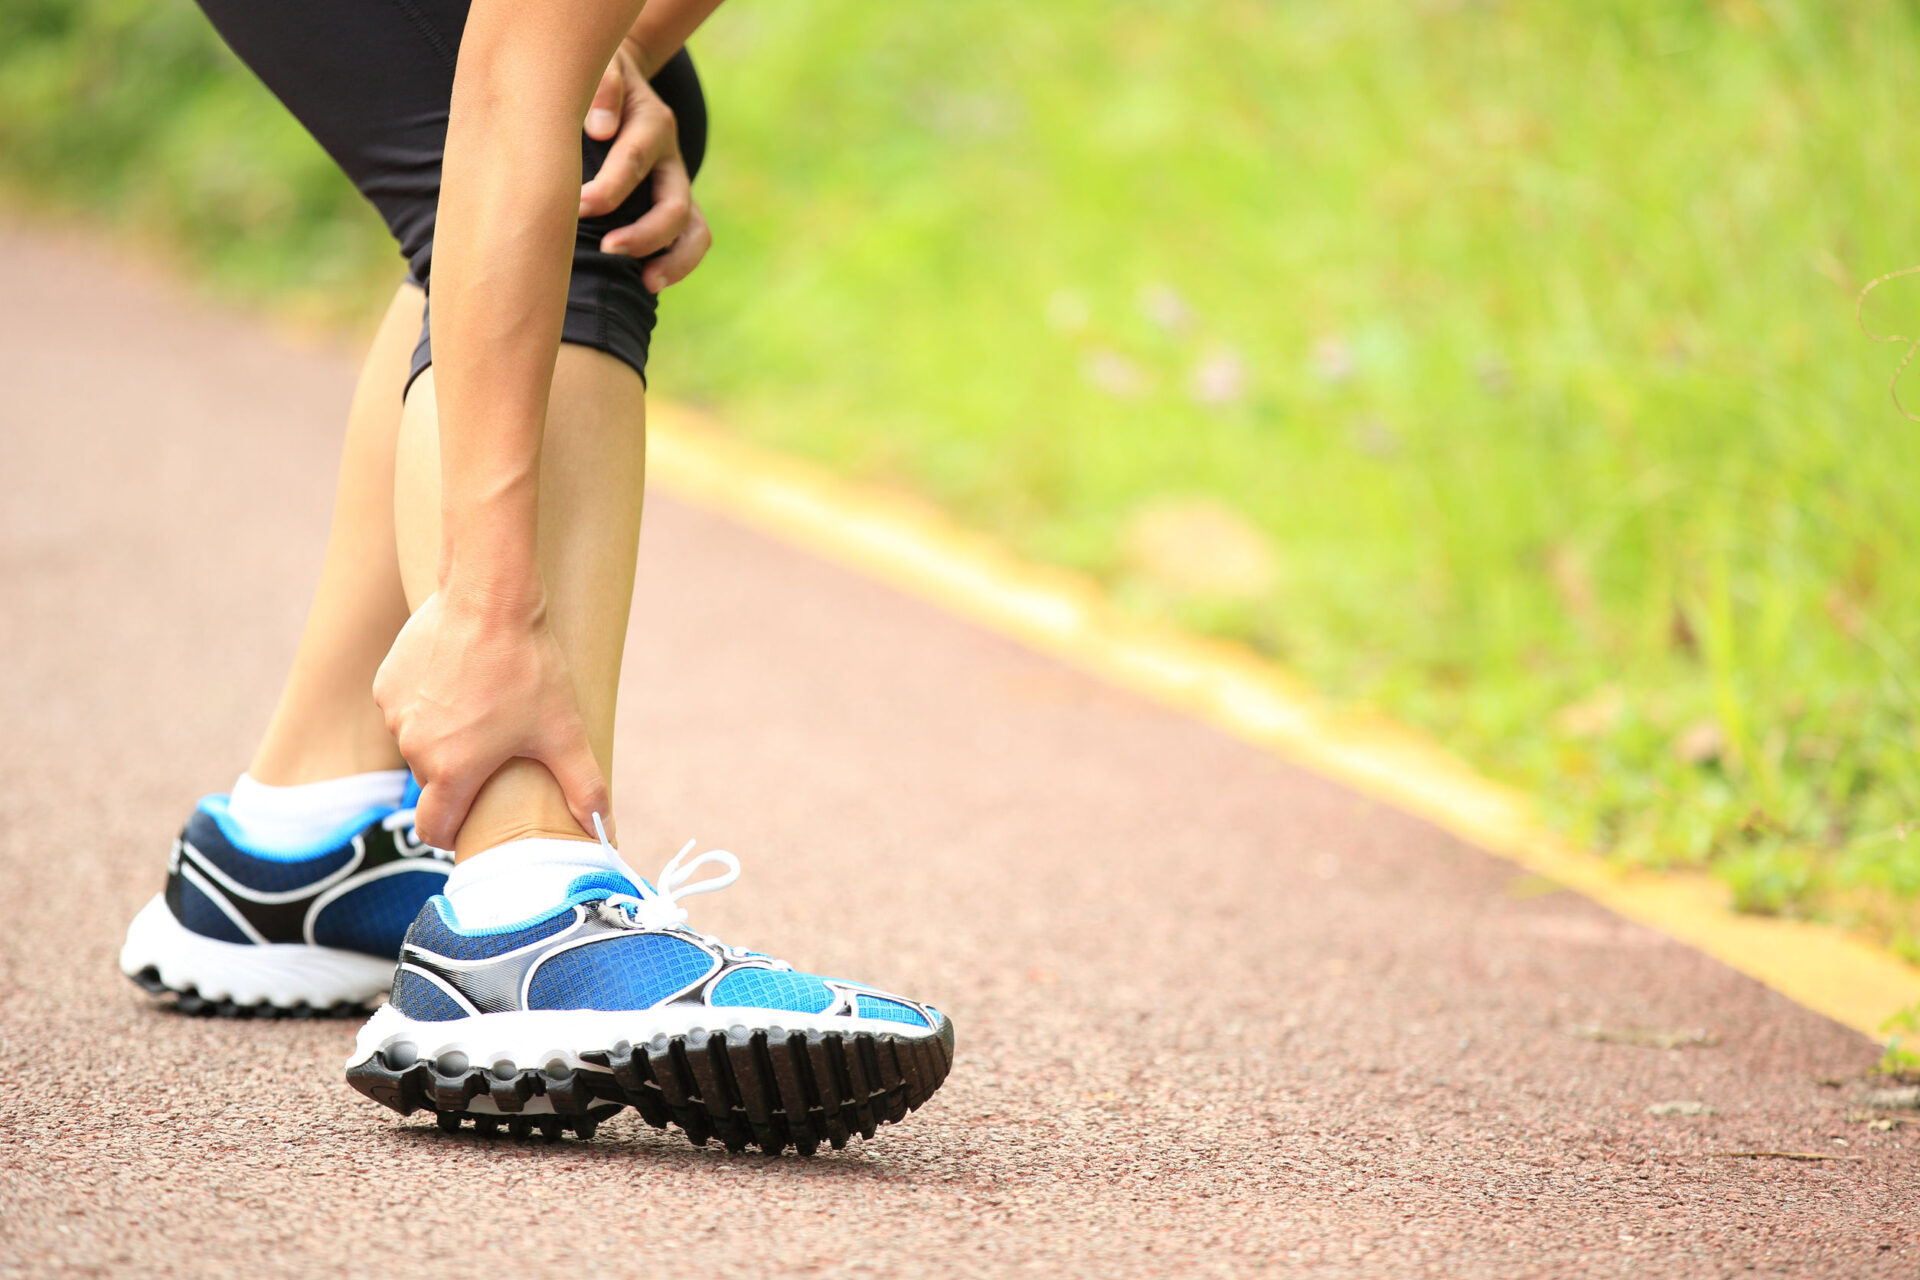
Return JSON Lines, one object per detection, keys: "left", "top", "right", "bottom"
{"left": 164, "top": 841, "right": 255, "bottom": 946}
{"left": 398, "top": 896, "right": 448, "bottom": 957}
{"left": 389, "top": 965, "right": 468, "bottom": 1022}
{"left": 161, "top": 835, "right": 192, "bottom": 924}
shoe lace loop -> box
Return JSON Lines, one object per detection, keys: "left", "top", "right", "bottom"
{"left": 379, "top": 805, "right": 446, "bottom": 860}
{"left": 591, "top": 814, "right": 767, "bottom": 963}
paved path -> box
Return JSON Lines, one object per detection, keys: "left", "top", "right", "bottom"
{"left": 1, "top": 224, "right": 1914, "bottom": 1278}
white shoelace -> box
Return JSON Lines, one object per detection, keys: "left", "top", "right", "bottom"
{"left": 380, "top": 805, "right": 427, "bottom": 852}
{"left": 590, "top": 814, "right": 782, "bottom": 966}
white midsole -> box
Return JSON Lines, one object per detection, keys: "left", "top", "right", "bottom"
{"left": 119, "top": 895, "right": 396, "bottom": 1008}
{"left": 349, "top": 1001, "right": 943, "bottom": 1074}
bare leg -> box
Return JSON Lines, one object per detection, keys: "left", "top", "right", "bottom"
{"left": 248, "top": 284, "right": 422, "bottom": 784}
{"left": 393, "top": 345, "right": 647, "bottom": 860}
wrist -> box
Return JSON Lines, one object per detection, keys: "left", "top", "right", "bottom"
{"left": 437, "top": 512, "right": 542, "bottom": 614}
{"left": 438, "top": 461, "right": 538, "bottom": 577}
{"left": 438, "top": 563, "right": 547, "bottom": 623}
{"left": 622, "top": 34, "right": 660, "bottom": 80}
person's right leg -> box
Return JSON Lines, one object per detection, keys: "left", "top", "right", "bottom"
{"left": 356, "top": 344, "right": 955, "bottom": 1154}
{"left": 391, "top": 344, "right": 649, "bottom": 862}
{"left": 125, "top": 0, "right": 689, "bottom": 1014}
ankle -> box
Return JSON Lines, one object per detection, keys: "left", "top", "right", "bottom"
{"left": 248, "top": 739, "right": 406, "bottom": 788}
{"left": 441, "top": 835, "right": 632, "bottom": 927}
{"left": 453, "top": 820, "right": 595, "bottom": 864}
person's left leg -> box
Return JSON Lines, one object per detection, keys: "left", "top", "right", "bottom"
{"left": 119, "top": 282, "right": 455, "bottom": 1016}
{"left": 245, "top": 283, "right": 420, "bottom": 786}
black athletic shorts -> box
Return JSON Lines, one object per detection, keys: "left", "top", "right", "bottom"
{"left": 194, "top": 0, "right": 707, "bottom": 391}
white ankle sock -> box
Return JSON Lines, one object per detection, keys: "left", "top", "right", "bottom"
{"left": 225, "top": 769, "right": 410, "bottom": 852}
{"left": 441, "top": 837, "right": 636, "bottom": 928}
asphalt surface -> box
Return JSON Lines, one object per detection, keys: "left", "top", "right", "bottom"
{"left": 1, "top": 223, "right": 1916, "bottom": 1278}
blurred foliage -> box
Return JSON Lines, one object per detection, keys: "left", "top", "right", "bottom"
{"left": 0, "top": 0, "right": 393, "bottom": 307}
{"left": 6, "top": 0, "right": 1920, "bottom": 952}
{"left": 1881, "top": 1006, "right": 1920, "bottom": 1079}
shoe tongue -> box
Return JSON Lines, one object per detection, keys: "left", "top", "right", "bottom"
{"left": 565, "top": 869, "right": 641, "bottom": 900}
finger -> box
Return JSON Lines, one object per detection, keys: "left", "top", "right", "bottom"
{"left": 371, "top": 662, "right": 395, "bottom": 720}
{"left": 585, "top": 63, "right": 623, "bottom": 141}
{"left": 641, "top": 215, "right": 712, "bottom": 292}
{"left": 600, "top": 155, "right": 690, "bottom": 258}
{"left": 538, "top": 729, "right": 614, "bottom": 844}
{"left": 412, "top": 772, "right": 485, "bottom": 851}
{"left": 371, "top": 666, "right": 406, "bottom": 739}
{"left": 580, "top": 106, "right": 672, "bottom": 218}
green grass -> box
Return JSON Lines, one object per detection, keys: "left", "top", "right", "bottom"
{"left": 6, "top": 0, "right": 1920, "bottom": 963}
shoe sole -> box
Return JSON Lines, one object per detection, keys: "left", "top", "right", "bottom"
{"left": 119, "top": 894, "right": 394, "bottom": 1017}
{"left": 346, "top": 1012, "right": 955, "bottom": 1154}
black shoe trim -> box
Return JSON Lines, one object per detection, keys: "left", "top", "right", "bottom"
{"left": 123, "top": 965, "right": 372, "bottom": 1019}
{"left": 163, "top": 818, "right": 445, "bottom": 949}
{"left": 346, "top": 1019, "right": 956, "bottom": 1154}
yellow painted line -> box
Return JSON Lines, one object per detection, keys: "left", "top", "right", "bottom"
{"left": 647, "top": 402, "right": 1920, "bottom": 1042}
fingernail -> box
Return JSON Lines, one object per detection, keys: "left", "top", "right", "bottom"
{"left": 578, "top": 199, "right": 590, "bottom": 216}
{"left": 602, "top": 238, "right": 622, "bottom": 255}
{"left": 587, "top": 108, "right": 617, "bottom": 135}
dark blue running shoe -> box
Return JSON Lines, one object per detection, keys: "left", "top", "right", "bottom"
{"left": 120, "top": 788, "right": 452, "bottom": 1015}
{"left": 345, "top": 831, "right": 954, "bottom": 1151}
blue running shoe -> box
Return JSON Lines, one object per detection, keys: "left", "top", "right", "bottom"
{"left": 345, "top": 829, "right": 955, "bottom": 1151}
{"left": 120, "top": 787, "right": 452, "bottom": 1016}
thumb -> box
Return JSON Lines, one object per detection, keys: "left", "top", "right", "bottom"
{"left": 412, "top": 772, "right": 484, "bottom": 852}
{"left": 539, "top": 726, "right": 614, "bottom": 844}
{"left": 585, "top": 63, "right": 623, "bottom": 140}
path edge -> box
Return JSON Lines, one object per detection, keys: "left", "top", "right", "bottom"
{"left": 646, "top": 402, "right": 1920, "bottom": 1043}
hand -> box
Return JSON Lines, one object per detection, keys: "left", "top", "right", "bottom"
{"left": 580, "top": 40, "right": 712, "bottom": 293}
{"left": 372, "top": 585, "right": 612, "bottom": 849}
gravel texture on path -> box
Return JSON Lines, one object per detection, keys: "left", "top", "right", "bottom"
{"left": 1, "top": 225, "right": 1914, "bottom": 1278}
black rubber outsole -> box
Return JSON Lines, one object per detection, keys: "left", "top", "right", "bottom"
{"left": 125, "top": 966, "right": 371, "bottom": 1020}
{"left": 346, "top": 1019, "right": 956, "bottom": 1155}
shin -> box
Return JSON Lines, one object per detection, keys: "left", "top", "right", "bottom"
{"left": 394, "top": 344, "right": 647, "bottom": 860}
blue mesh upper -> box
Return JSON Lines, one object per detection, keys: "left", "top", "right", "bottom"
{"left": 404, "top": 900, "right": 577, "bottom": 960}
{"left": 183, "top": 808, "right": 357, "bottom": 894}
{"left": 526, "top": 934, "right": 716, "bottom": 1011}
{"left": 392, "top": 968, "right": 467, "bottom": 1022}
{"left": 855, "top": 994, "right": 929, "bottom": 1027}
{"left": 312, "top": 870, "right": 446, "bottom": 957}
{"left": 565, "top": 870, "right": 640, "bottom": 900}
{"left": 710, "top": 967, "right": 835, "bottom": 1014}
{"left": 175, "top": 877, "right": 251, "bottom": 944}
